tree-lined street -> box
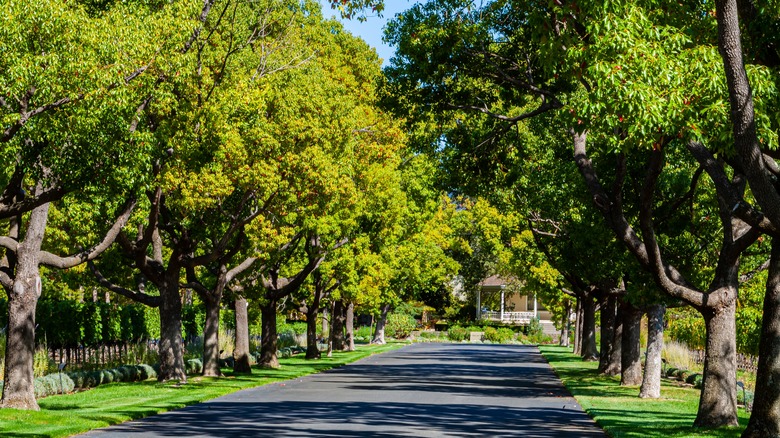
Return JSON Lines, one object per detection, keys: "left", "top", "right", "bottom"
{"left": 81, "top": 344, "right": 604, "bottom": 437}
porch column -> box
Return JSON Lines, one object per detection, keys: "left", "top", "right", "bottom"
{"left": 476, "top": 289, "right": 481, "bottom": 320}
{"left": 534, "top": 294, "right": 538, "bottom": 318}
{"left": 500, "top": 285, "right": 505, "bottom": 321}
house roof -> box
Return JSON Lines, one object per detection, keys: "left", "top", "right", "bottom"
{"left": 480, "top": 275, "right": 509, "bottom": 287}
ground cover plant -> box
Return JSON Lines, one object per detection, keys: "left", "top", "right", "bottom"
{"left": 540, "top": 345, "right": 749, "bottom": 437}
{"left": 0, "top": 343, "right": 401, "bottom": 437}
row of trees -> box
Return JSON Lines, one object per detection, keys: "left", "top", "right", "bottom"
{"left": 361, "top": 0, "right": 780, "bottom": 435}
{"left": 0, "top": 0, "right": 470, "bottom": 411}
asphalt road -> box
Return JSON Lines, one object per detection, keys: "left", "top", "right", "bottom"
{"left": 80, "top": 343, "right": 606, "bottom": 437}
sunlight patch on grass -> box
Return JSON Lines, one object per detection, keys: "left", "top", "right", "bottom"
{"left": 539, "top": 345, "right": 748, "bottom": 438}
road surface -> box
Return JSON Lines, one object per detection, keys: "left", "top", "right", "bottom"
{"left": 80, "top": 343, "right": 605, "bottom": 437}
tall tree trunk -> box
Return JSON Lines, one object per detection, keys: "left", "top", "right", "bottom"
{"left": 573, "top": 297, "right": 583, "bottom": 356}
{"left": 233, "top": 296, "right": 252, "bottom": 373}
{"left": 621, "top": 302, "right": 643, "bottom": 386}
{"left": 581, "top": 296, "right": 599, "bottom": 361}
{"left": 743, "top": 239, "right": 780, "bottom": 437}
{"left": 201, "top": 294, "right": 222, "bottom": 377}
{"left": 259, "top": 298, "right": 279, "bottom": 368}
{"left": 372, "top": 304, "right": 389, "bottom": 344}
{"left": 158, "top": 280, "right": 186, "bottom": 382}
{"left": 345, "top": 302, "right": 355, "bottom": 352}
{"left": 605, "top": 300, "right": 624, "bottom": 376}
{"left": 306, "top": 295, "right": 322, "bottom": 359}
{"left": 559, "top": 300, "right": 571, "bottom": 347}
{"left": 640, "top": 304, "right": 665, "bottom": 398}
{"left": 598, "top": 295, "right": 618, "bottom": 373}
{"left": 332, "top": 300, "right": 346, "bottom": 351}
{"left": 695, "top": 299, "right": 739, "bottom": 427}
{"left": 1, "top": 202, "right": 48, "bottom": 409}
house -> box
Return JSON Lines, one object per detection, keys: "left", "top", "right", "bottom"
{"left": 477, "top": 275, "right": 552, "bottom": 324}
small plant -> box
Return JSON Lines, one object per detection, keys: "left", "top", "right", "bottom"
{"left": 483, "top": 327, "right": 515, "bottom": 343}
{"left": 662, "top": 340, "right": 697, "bottom": 372}
{"left": 386, "top": 313, "right": 417, "bottom": 339}
{"left": 448, "top": 325, "right": 468, "bottom": 342}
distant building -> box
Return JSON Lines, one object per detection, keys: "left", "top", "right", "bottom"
{"left": 477, "top": 275, "right": 551, "bottom": 324}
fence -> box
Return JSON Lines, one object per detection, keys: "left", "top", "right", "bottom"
{"left": 689, "top": 349, "right": 758, "bottom": 373}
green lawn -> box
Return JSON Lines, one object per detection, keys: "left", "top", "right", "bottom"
{"left": 539, "top": 345, "right": 749, "bottom": 438}
{"left": 0, "top": 343, "right": 404, "bottom": 437}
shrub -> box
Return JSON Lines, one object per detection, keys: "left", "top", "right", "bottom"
{"left": 386, "top": 313, "right": 417, "bottom": 339}
{"left": 278, "top": 331, "right": 299, "bottom": 349}
{"left": 448, "top": 325, "right": 468, "bottom": 342}
{"left": 137, "top": 364, "right": 156, "bottom": 380}
{"left": 354, "top": 326, "right": 372, "bottom": 341}
{"left": 686, "top": 373, "right": 703, "bottom": 387}
{"left": 662, "top": 340, "right": 697, "bottom": 371}
{"left": 186, "top": 359, "right": 203, "bottom": 374}
{"left": 32, "top": 374, "right": 74, "bottom": 398}
{"left": 483, "top": 327, "right": 515, "bottom": 343}
{"left": 666, "top": 367, "right": 678, "bottom": 377}
{"left": 526, "top": 317, "right": 544, "bottom": 337}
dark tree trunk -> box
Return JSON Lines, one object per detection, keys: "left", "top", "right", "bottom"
{"left": 605, "top": 297, "right": 623, "bottom": 376}
{"left": 201, "top": 294, "right": 222, "bottom": 377}
{"left": 233, "top": 296, "right": 252, "bottom": 373}
{"left": 743, "top": 239, "right": 780, "bottom": 437}
{"left": 581, "top": 296, "right": 599, "bottom": 361}
{"left": 345, "top": 302, "right": 355, "bottom": 352}
{"left": 559, "top": 300, "right": 571, "bottom": 347}
{"left": 573, "top": 298, "right": 583, "bottom": 356}
{"left": 695, "top": 299, "right": 739, "bottom": 427}
{"left": 598, "top": 295, "right": 618, "bottom": 373}
{"left": 332, "top": 300, "right": 346, "bottom": 351}
{"left": 372, "top": 304, "right": 389, "bottom": 344}
{"left": 640, "top": 304, "right": 665, "bottom": 398}
{"left": 306, "top": 295, "right": 322, "bottom": 359}
{"left": 259, "top": 298, "right": 279, "bottom": 368}
{"left": 158, "top": 279, "right": 186, "bottom": 382}
{"left": 621, "top": 302, "right": 643, "bottom": 386}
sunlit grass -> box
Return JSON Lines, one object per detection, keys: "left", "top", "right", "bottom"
{"left": 540, "top": 345, "right": 749, "bottom": 438}
{"left": 0, "top": 343, "right": 404, "bottom": 437}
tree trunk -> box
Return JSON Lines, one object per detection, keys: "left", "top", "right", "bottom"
{"left": 573, "top": 298, "right": 583, "bottom": 356}
{"left": 306, "top": 295, "right": 322, "bottom": 359}
{"left": 259, "top": 298, "right": 279, "bottom": 368}
{"left": 743, "top": 239, "right": 780, "bottom": 437}
{"left": 345, "top": 302, "right": 355, "bottom": 352}
{"left": 201, "top": 294, "right": 222, "bottom": 377}
{"left": 233, "top": 296, "right": 252, "bottom": 373}
{"left": 158, "top": 280, "right": 187, "bottom": 382}
{"left": 332, "top": 300, "right": 346, "bottom": 351}
{"left": 620, "top": 302, "right": 643, "bottom": 386}
{"left": 695, "top": 300, "right": 739, "bottom": 427}
{"left": 581, "top": 296, "right": 599, "bottom": 361}
{"left": 559, "top": 300, "right": 571, "bottom": 347}
{"left": 1, "top": 202, "right": 48, "bottom": 409}
{"left": 605, "top": 301, "right": 624, "bottom": 376}
{"left": 372, "top": 304, "right": 389, "bottom": 344}
{"left": 640, "top": 304, "right": 665, "bottom": 398}
{"left": 598, "top": 295, "right": 618, "bottom": 373}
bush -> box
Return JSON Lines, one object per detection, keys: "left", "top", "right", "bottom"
{"left": 448, "top": 325, "right": 468, "bottom": 342}
{"left": 278, "top": 330, "right": 299, "bottom": 349}
{"left": 32, "top": 374, "right": 74, "bottom": 398}
{"left": 137, "top": 364, "right": 156, "bottom": 380}
{"left": 666, "top": 367, "right": 678, "bottom": 377}
{"left": 483, "top": 327, "right": 515, "bottom": 343}
{"left": 686, "top": 373, "right": 703, "bottom": 387}
{"left": 386, "top": 313, "right": 417, "bottom": 339}
{"left": 186, "top": 359, "right": 203, "bottom": 374}
{"left": 354, "top": 326, "right": 372, "bottom": 341}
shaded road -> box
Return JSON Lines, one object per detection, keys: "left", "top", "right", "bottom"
{"left": 80, "top": 343, "right": 605, "bottom": 437}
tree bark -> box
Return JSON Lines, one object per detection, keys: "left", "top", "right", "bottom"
{"left": 581, "top": 295, "right": 599, "bottom": 361}
{"left": 559, "top": 300, "right": 571, "bottom": 347}
{"left": 259, "top": 298, "right": 279, "bottom": 368}
{"left": 332, "top": 300, "right": 346, "bottom": 351}
{"left": 345, "top": 302, "right": 355, "bottom": 352}
{"left": 158, "top": 279, "right": 187, "bottom": 382}
{"left": 305, "top": 295, "right": 322, "bottom": 359}
{"left": 606, "top": 304, "right": 623, "bottom": 377}
{"left": 743, "top": 239, "right": 780, "bottom": 437}
{"left": 573, "top": 297, "right": 582, "bottom": 356}
{"left": 372, "top": 304, "right": 389, "bottom": 345}
{"left": 598, "top": 295, "right": 618, "bottom": 373}
{"left": 201, "top": 294, "right": 222, "bottom": 377}
{"left": 233, "top": 296, "right": 252, "bottom": 373}
{"left": 695, "top": 299, "right": 739, "bottom": 427}
{"left": 640, "top": 304, "right": 665, "bottom": 398}
{"left": 1, "top": 272, "right": 41, "bottom": 410}
{"left": 620, "top": 302, "right": 643, "bottom": 386}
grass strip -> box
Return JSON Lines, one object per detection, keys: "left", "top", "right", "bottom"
{"left": 0, "top": 343, "right": 404, "bottom": 437}
{"left": 539, "top": 345, "right": 749, "bottom": 438}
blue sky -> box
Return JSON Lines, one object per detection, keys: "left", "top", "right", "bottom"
{"left": 319, "top": 1, "right": 417, "bottom": 66}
